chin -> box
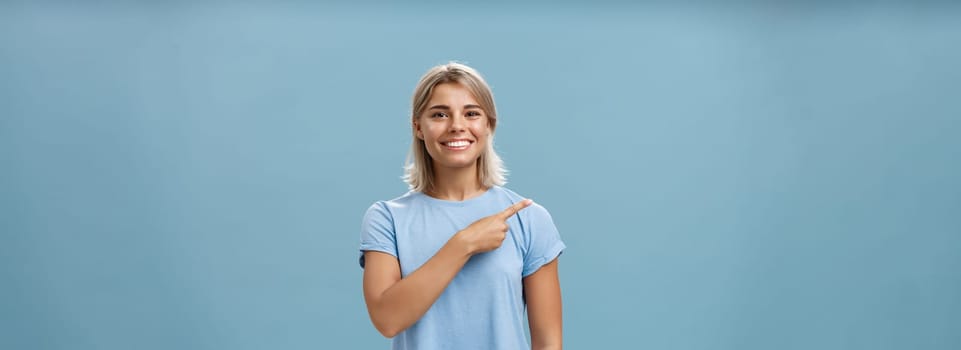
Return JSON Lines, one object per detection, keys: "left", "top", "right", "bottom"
{"left": 436, "top": 158, "right": 479, "bottom": 169}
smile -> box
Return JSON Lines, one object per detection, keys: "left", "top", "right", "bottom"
{"left": 441, "top": 140, "right": 473, "bottom": 150}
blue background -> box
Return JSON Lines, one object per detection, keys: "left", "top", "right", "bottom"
{"left": 2, "top": 1, "right": 959, "bottom": 349}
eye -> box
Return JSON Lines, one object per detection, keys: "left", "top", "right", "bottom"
{"left": 466, "top": 110, "right": 483, "bottom": 118}
{"left": 431, "top": 112, "right": 448, "bottom": 119}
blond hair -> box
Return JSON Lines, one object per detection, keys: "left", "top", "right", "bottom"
{"left": 403, "top": 62, "right": 507, "bottom": 192}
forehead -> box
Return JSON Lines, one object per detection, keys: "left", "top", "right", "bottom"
{"left": 429, "top": 83, "right": 480, "bottom": 104}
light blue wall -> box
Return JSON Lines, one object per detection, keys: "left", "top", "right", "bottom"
{"left": 2, "top": 2, "right": 959, "bottom": 349}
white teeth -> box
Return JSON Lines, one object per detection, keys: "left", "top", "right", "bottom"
{"left": 445, "top": 141, "right": 470, "bottom": 147}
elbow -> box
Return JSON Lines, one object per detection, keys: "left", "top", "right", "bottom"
{"left": 378, "top": 328, "right": 400, "bottom": 339}
{"left": 373, "top": 321, "right": 402, "bottom": 338}
{"left": 366, "top": 298, "right": 412, "bottom": 338}
{"left": 370, "top": 314, "right": 405, "bottom": 339}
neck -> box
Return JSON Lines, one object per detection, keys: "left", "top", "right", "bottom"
{"left": 427, "top": 164, "right": 487, "bottom": 201}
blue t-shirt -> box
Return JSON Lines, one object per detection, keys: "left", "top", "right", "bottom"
{"left": 359, "top": 186, "right": 565, "bottom": 350}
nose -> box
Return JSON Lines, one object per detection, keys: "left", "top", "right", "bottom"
{"left": 448, "top": 113, "right": 467, "bottom": 132}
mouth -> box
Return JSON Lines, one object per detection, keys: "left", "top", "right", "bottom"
{"left": 440, "top": 139, "right": 474, "bottom": 151}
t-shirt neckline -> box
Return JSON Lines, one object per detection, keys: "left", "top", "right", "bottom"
{"left": 417, "top": 186, "right": 497, "bottom": 207}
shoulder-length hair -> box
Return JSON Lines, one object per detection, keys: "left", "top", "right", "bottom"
{"left": 403, "top": 62, "right": 507, "bottom": 192}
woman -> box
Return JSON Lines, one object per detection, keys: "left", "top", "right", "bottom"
{"left": 359, "top": 62, "right": 565, "bottom": 350}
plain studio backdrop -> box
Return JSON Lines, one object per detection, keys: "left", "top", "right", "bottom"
{"left": 1, "top": 1, "right": 959, "bottom": 349}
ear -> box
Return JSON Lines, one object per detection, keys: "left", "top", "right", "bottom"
{"left": 414, "top": 119, "right": 424, "bottom": 140}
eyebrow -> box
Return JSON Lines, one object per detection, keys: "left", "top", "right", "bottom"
{"left": 428, "top": 104, "right": 484, "bottom": 110}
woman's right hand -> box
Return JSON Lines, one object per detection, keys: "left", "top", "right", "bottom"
{"left": 456, "top": 199, "right": 533, "bottom": 255}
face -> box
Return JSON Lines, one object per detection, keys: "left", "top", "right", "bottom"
{"left": 414, "top": 83, "right": 492, "bottom": 172}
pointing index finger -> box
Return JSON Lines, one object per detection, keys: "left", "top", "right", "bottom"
{"left": 501, "top": 199, "right": 533, "bottom": 219}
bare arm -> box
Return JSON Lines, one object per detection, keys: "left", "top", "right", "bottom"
{"left": 524, "top": 258, "right": 562, "bottom": 350}
{"left": 362, "top": 199, "right": 533, "bottom": 338}
{"left": 362, "top": 243, "right": 470, "bottom": 338}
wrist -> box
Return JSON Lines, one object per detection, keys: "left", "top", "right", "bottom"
{"left": 450, "top": 230, "right": 475, "bottom": 257}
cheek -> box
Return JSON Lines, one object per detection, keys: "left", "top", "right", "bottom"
{"left": 421, "top": 125, "right": 444, "bottom": 140}
{"left": 472, "top": 123, "right": 492, "bottom": 137}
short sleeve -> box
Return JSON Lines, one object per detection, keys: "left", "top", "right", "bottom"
{"left": 521, "top": 203, "right": 566, "bottom": 277}
{"left": 358, "top": 202, "right": 397, "bottom": 268}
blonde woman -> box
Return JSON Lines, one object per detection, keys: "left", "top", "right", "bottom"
{"left": 359, "top": 62, "right": 565, "bottom": 350}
